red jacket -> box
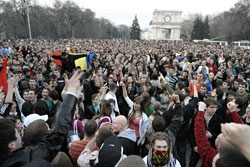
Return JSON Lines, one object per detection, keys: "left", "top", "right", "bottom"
{"left": 195, "top": 111, "right": 218, "bottom": 167}
{"left": 207, "top": 64, "right": 217, "bottom": 74}
{"left": 226, "top": 111, "right": 243, "bottom": 124}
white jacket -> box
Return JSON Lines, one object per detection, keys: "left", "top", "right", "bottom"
{"left": 125, "top": 96, "right": 148, "bottom": 144}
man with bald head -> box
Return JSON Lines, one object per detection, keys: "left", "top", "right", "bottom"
{"left": 113, "top": 115, "right": 137, "bottom": 155}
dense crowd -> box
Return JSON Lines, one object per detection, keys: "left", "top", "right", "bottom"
{"left": 0, "top": 39, "right": 250, "bottom": 167}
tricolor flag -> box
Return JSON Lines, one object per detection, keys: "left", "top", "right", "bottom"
{"left": 51, "top": 52, "right": 96, "bottom": 71}
{"left": 74, "top": 53, "right": 96, "bottom": 71}
{"left": 64, "top": 47, "right": 72, "bottom": 51}
{"left": 51, "top": 52, "right": 62, "bottom": 66}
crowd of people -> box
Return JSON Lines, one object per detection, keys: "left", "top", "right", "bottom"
{"left": 0, "top": 39, "right": 250, "bottom": 167}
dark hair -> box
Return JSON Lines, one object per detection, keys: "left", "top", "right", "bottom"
{"left": 109, "top": 82, "right": 117, "bottom": 92}
{"left": 84, "top": 119, "right": 97, "bottom": 138}
{"left": 173, "top": 90, "right": 185, "bottom": 102}
{"left": 151, "top": 74, "right": 158, "bottom": 80}
{"left": 235, "top": 98, "right": 244, "bottom": 109}
{"left": 238, "top": 72, "right": 245, "bottom": 77}
{"left": 95, "top": 127, "right": 114, "bottom": 148}
{"left": 22, "top": 89, "right": 29, "bottom": 97}
{"left": 50, "top": 74, "right": 57, "bottom": 80}
{"left": 176, "top": 82, "right": 186, "bottom": 90}
{"left": 205, "top": 97, "right": 218, "bottom": 107}
{"left": 108, "top": 99, "right": 115, "bottom": 105}
{"left": 216, "top": 79, "right": 223, "bottom": 87}
{"left": 226, "top": 90, "right": 235, "bottom": 97}
{"left": 29, "top": 76, "right": 37, "bottom": 81}
{"left": 91, "top": 93, "right": 98, "bottom": 100}
{"left": 223, "top": 80, "right": 231, "bottom": 88}
{"left": 29, "top": 89, "right": 39, "bottom": 95}
{"left": 25, "top": 120, "right": 49, "bottom": 146}
{"left": 235, "top": 79, "right": 243, "bottom": 83}
{"left": 152, "top": 116, "right": 165, "bottom": 132}
{"left": 170, "top": 66, "right": 175, "bottom": 70}
{"left": 239, "top": 81, "right": 247, "bottom": 88}
{"left": 216, "top": 145, "right": 250, "bottom": 167}
{"left": 191, "top": 71, "right": 197, "bottom": 76}
{"left": 5, "top": 115, "right": 20, "bottom": 124}
{"left": 183, "top": 70, "right": 188, "bottom": 74}
{"left": 42, "top": 87, "right": 50, "bottom": 93}
{"left": 84, "top": 71, "right": 91, "bottom": 79}
{"left": 33, "top": 101, "right": 49, "bottom": 115}
{"left": 36, "top": 70, "right": 42, "bottom": 75}
{"left": 183, "top": 87, "right": 191, "bottom": 94}
{"left": 200, "top": 84, "right": 207, "bottom": 88}
{"left": 48, "top": 90, "right": 59, "bottom": 101}
{"left": 0, "top": 119, "right": 17, "bottom": 161}
{"left": 215, "top": 88, "right": 223, "bottom": 100}
{"left": 148, "top": 86, "right": 157, "bottom": 97}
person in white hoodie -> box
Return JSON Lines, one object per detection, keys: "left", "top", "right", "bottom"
{"left": 113, "top": 115, "right": 137, "bottom": 155}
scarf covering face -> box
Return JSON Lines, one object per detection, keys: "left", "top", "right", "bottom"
{"left": 151, "top": 149, "right": 169, "bottom": 167}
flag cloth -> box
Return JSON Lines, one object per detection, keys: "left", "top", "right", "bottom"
{"left": 87, "top": 53, "right": 96, "bottom": 69}
{"left": 74, "top": 53, "right": 96, "bottom": 71}
{"left": 175, "top": 56, "right": 185, "bottom": 62}
{"left": 0, "top": 58, "right": 8, "bottom": 94}
{"left": 51, "top": 52, "right": 62, "bottom": 66}
{"left": 64, "top": 47, "right": 72, "bottom": 51}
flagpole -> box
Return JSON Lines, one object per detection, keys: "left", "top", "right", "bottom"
{"left": 25, "top": 0, "right": 32, "bottom": 40}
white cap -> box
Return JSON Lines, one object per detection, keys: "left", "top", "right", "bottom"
{"left": 24, "top": 113, "right": 48, "bottom": 127}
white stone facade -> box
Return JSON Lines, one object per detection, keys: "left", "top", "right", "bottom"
{"left": 142, "top": 10, "right": 182, "bottom": 40}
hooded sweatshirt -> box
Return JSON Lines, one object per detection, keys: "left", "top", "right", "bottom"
{"left": 117, "top": 128, "right": 137, "bottom": 155}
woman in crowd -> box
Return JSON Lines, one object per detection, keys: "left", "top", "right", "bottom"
{"left": 97, "top": 100, "right": 113, "bottom": 128}
{"left": 121, "top": 82, "right": 148, "bottom": 154}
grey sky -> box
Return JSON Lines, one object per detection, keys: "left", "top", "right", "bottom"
{"left": 39, "top": 0, "right": 240, "bottom": 29}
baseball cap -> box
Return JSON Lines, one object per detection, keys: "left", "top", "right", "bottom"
{"left": 24, "top": 113, "right": 48, "bottom": 127}
{"left": 97, "top": 136, "right": 124, "bottom": 167}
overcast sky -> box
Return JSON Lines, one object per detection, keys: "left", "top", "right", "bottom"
{"left": 39, "top": 0, "right": 240, "bottom": 29}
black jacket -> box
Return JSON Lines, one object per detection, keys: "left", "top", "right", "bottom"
{"left": 163, "top": 97, "right": 199, "bottom": 142}
{"left": 0, "top": 94, "right": 77, "bottom": 167}
{"left": 164, "top": 103, "right": 184, "bottom": 147}
{"left": 117, "top": 128, "right": 137, "bottom": 156}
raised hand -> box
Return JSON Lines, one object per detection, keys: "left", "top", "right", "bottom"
{"left": 172, "top": 94, "right": 180, "bottom": 103}
{"left": 198, "top": 101, "right": 206, "bottom": 112}
{"left": 221, "top": 123, "right": 250, "bottom": 162}
{"left": 64, "top": 69, "right": 84, "bottom": 96}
